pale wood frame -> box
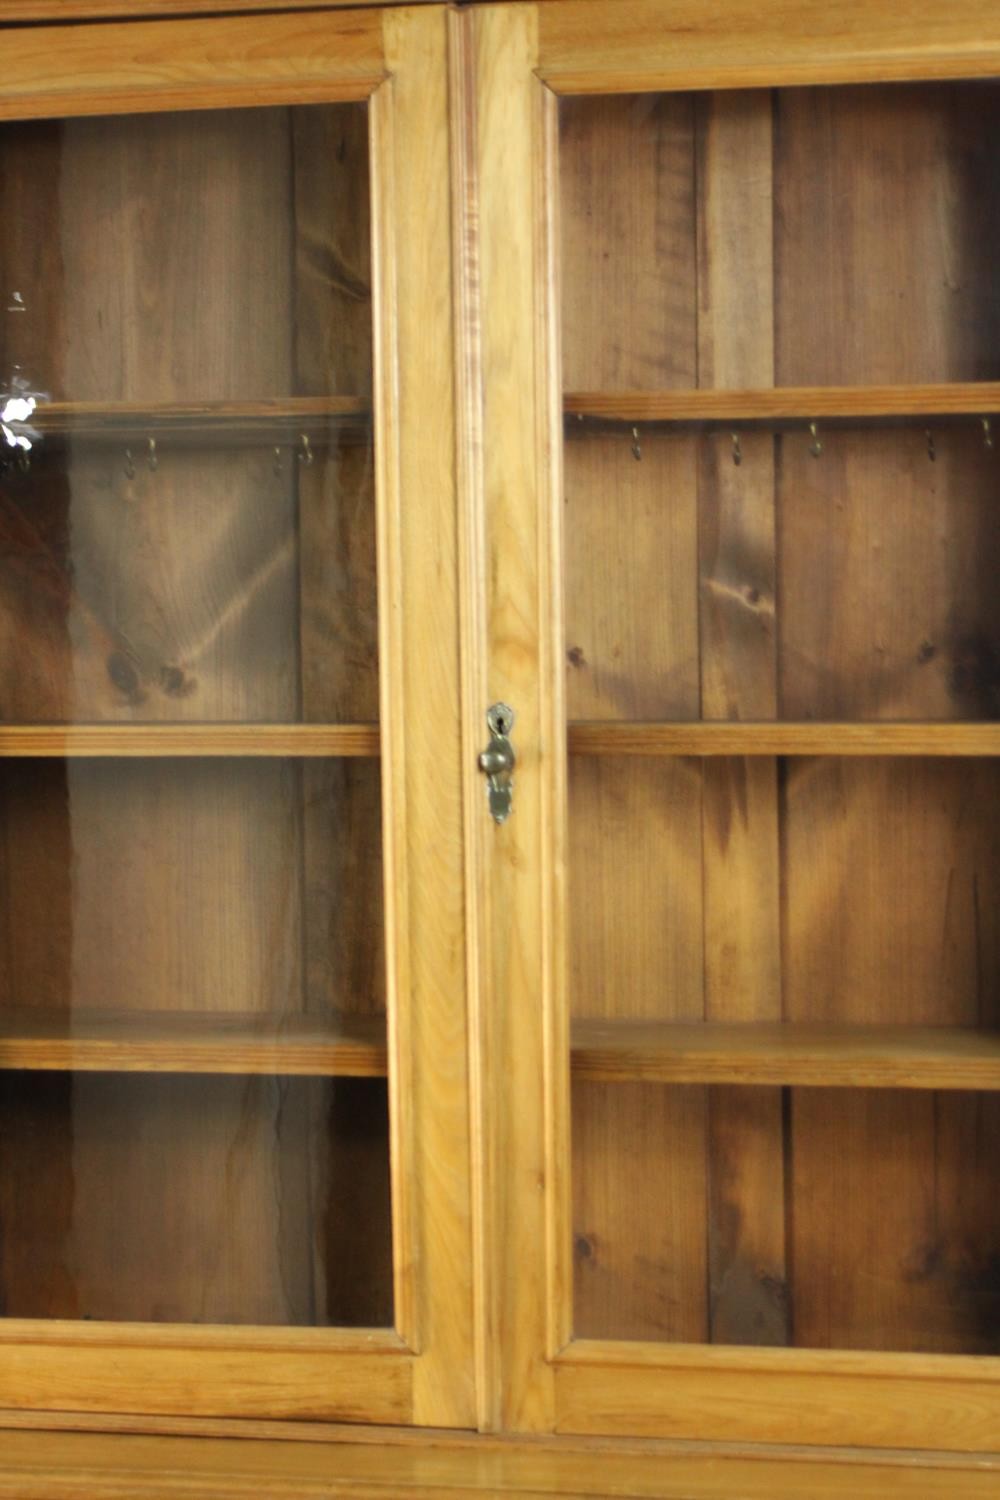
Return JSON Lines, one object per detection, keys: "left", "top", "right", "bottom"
{"left": 464, "top": 0, "right": 1000, "bottom": 1447}
{"left": 0, "top": 5, "right": 474, "bottom": 1429}
{"left": 3, "top": 1423, "right": 1000, "bottom": 1499}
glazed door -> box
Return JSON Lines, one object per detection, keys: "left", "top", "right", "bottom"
{"left": 0, "top": 7, "right": 473, "bottom": 1427}
{"left": 467, "top": 0, "right": 1000, "bottom": 1448}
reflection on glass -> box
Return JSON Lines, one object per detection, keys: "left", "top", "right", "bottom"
{"left": 0, "top": 99, "right": 393, "bottom": 1330}
{"left": 560, "top": 79, "right": 1000, "bottom": 1359}
{"left": 0, "top": 103, "right": 376, "bottom": 724}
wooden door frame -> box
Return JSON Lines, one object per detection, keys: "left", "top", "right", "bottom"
{"left": 462, "top": 0, "right": 1000, "bottom": 1446}
{"left": 0, "top": 4, "right": 474, "bottom": 1430}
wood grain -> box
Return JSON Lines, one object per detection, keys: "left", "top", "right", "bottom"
{"left": 17, "top": 400, "right": 368, "bottom": 444}
{"left": 0, "top": 0, "right": 426, "bottom": 15}
{"left": 0, "top": 12, "right": 384, "bottom": 120}
{"left": 2, "top": 1427, "right": 999, "bottom": 1500}
{"left": 573, "top": 1020, "right": 1000, "bottom": 1090}
{"left": 778, "top": 432, "right": 1000, "bottom": 723}
{"left": 0, "top": 1339, "right": 410, "bottom": 1424}
{"left": 569, "top": 756, "right": 706, "bottom": 1342}
{"left": 568, "top": 722, "right": 1000, "bottom": 755}
{"left": 694, "top": 88, "right": 785, "bottom": 1349}
{"left": 783, "top": 759, "right": 1000, "bottom": 1031}
{"left": 554, "top": 1344, "right": 1000, "bottom": 1451}
{"left": 774, "top": 84, "right": 1000, "bottom": 388}
{"left": 564, "top": 383, "right": 1000, "bottom": 421}
{"left": 468, "top": 0, "right": 563, "bottom": 1430}
{"left": 563, "top": 436, "right": 699, "bottom": 721}
{"left": 560, "top": 93, "right": 696, "bottom": 391}
{"left": 572, "top": 1083, "right": 708, "bottom": 1343}
{"left": 792, "top": 1088, "right": 1000, "bottom": 1355}
{"left": 539, "top": 0, "right": 1000, "bottom": 93}
{"left": 0, "top": 758, "right": 307, "bottom": 1016}
{"left": 374, "top": 6, "right": 476, "bottom": 1424}
{"left": 0, "top": 1071, "right": 392, "bottom": 1327}
{"left": 0, "top": 726, "right": 379, "bottom": 755}
{"left": 560, "top": 79, "right": 713, "bottom": 1351}
{"left": 0, "top": 1008, "right": 387, "bottom": 1076}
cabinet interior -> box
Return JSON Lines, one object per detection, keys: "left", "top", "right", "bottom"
{"left": 561, "top": 81, "right": 1000, "bottom": 1355}
{"left": 0, "top": 102, "right": 393, "bottom": 1329}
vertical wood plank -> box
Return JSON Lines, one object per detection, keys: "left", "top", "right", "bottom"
{"left": 779, "top": 429, "right": 1000, "bottom": 722}
{"left": 58, "top": 108, "right": 294, "bottom": 403}
{"left": 0, "top": 1072, "right": 392, "bottom": 1328}
{"left": 792, "top": 1088, "right": 1000, "bottom": 1354}
{"left": 559, "top": 79, "right": 711, "bottom": 1349}
{"left": 775, "top": 82, "right": 1000, "bottom": 387}
{"left": 560, "top": 93, "right": 696, "bottom": 392}
{"left": 783, "top": 758, "right": 1000, "bottom": 1030}
{"left": 786, "top": 757, "right": 1000, "bottom": 1351}
{"left": 0, "top": 759, "right": 305, "bottom": 1017}
{"left": 291, "top": 102, "right": 372, "bottom": 399}
{"left": 773, "top": 81, "right": 1000, "bottom": 1359}
{"left": 695, "top": 91, "right": 787, "bottom": 1347}
{"left": 572, "top": 1082, "right": 707, "bottom": 1343}
{"left": 564, "top": 434, "right": 699, "bottom": 721}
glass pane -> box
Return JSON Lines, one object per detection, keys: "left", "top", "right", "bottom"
{"left": 0, "top": 102, "right": 391, "bottom": 1330}
{"left": 560, "top": 83, "right": 1000, "bottom": 725}
{"left": 0, "top": 104, "right": 376, "bottom": 724}
{"left": 560, "top": 79, "right": 1000, "bottom": 1356}
{"left": 0, "top": 1073, "right": 391, "bottom": 1327}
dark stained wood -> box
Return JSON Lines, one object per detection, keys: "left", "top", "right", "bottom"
{"left": 0, "top": 759, "right": 305, "bottom": 1016}
{"left": 292, "top": 103, "right": 372, "bottom": 399}
{"left": 569, "top": 756, "right": 706, "bottom": 1341}
{"left": 791, "top": 1088, "right": 1000, "bottom": 1354}
{"left": 563, "top": 433, "right": 699, "bottom": 722}
{"left": 561, "top": 84, "right": 712, "bottom": 1347}
{"left": 695, "top": 89, "right": 787, "bottom": 1348}
{"left": 783, "top": 758, "right": 1000, "bottom": 1031}
{"left": 0, "top": 1072, "right": 392, "bottom": 1328}
{"left": 560, "top": 93, "right": 697, "bottom": 392}
{"left": 298, "top": 440, "right": 379, "bottom": 726}
{"left": 302, "top": 758, "right": 385, "bottom": 1020}
{"left": 779, "top": 429, "right": 1000, "bottom": 722}
{"left": 775, "top": 83, "right": 1000, "bottom": 387}
{"left": 572, "top": 1082, "right": 707, "bottom": 1343}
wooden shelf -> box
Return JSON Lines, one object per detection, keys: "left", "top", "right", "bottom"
{"left": 0, "top": 724, "right": 380, "bottom": 757}
{"left": 0, "top": 1008, "right": 387, "bottom": 1077}
{"left": 564, "top": 382, "right": 1000, "bottom": 429}
{"left": 567, "top": 722, "right": 1000, "bottom": 757}
{"left": 12, "top": 1012, "right": 995, "bottom": 1091}
{"left": 1, "top": 723, "right": 997, "bottom": 758}
{"left": 6, "top": 397, "right": 370, "bottom": 448}
{"left": 572, "top": 1020, "right": 1000, "bottom": 1091}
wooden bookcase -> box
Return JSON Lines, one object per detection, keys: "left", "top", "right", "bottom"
{"left": 2, "top": 0, "right": 1000, "bottom": 1492}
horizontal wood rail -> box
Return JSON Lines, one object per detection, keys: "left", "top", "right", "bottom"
{"left": 0, "top": 725, "right": 380, "bottom": 756}
{"left": 6, "top": 397, "right": 370, "bottom": 448}
{"left": 567, "top": 722, "right": 1000, "bottom": 756}
{"left": 564, "top": 382, "right": 1000, "bottom": 428}
{"left": 3, "top": 723, "right": 999, "bottom": 758}
{"left": 0, "top": 1008, "right": 387, "bottom": 1076}
{"left": 572, "top": 1020, "right": 1000, "bottom": 1090}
